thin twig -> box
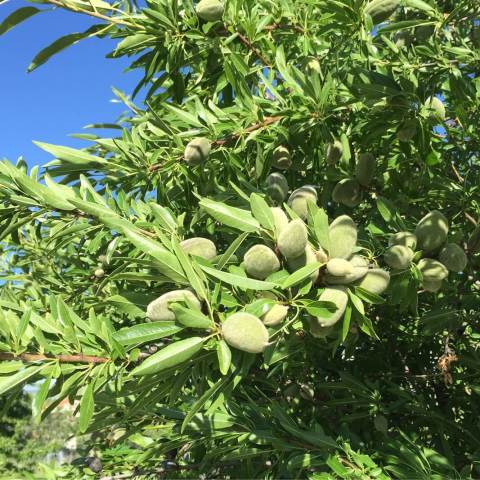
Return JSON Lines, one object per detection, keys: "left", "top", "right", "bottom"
{"left": 451, "top": 163, "right": 464, "bottom": 183}
{"left": 42, "top": 0, "right": 135, "bottom": 27}
{"left": 148, "top": 115, "right": 283, "bottom": 172}
{"left": 236, "top": 32, "right": 270, "bottom": 66}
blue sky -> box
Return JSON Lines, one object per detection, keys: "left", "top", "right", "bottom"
{"left": 0, "top": 1, "right": 143, "bottom": 167}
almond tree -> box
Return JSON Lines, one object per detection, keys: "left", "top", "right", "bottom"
{"left": 0, "top": 0, "right": 479, "bottom": 478}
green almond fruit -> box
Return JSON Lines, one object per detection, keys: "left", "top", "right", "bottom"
{"left": 439, "top": 243, "right": 467, "bottom": 273}
{"left": 356, "top": 268, "right": 390, "bottom": 295}
{"left": 195, "top": 0, "right": 224, "bottom": 22}
{"left": 388, "top": 231, "right": 417, "bottom": 250}
{"left": 147, "top": 290, "right": 202, "bottom": 321}
{"left": 328, "top": 215, "right": 358, "bottom": 259}
{"left": 355, "top": 153, "right": 376, "bottom": 187}
{"left": 222, "top": 312, "right": 269, "bottom": 353}
{"left": 180, "top": 237, "right": 217, "bottom": 260}
{"left": 422, "top": 278, "right": 443, "bottom": 293}
{"left": 315, "top": 286, "right": 348, "bottom": 327}
{"left": 397, "top": 119, "right": 417, "bottom": 142}
{"left": 94, "top": 268, "right": 105, "bottom": 278}
{"left": 278, "top": 219, "right": 308, "bottom": 259}
{"left": 266, "top": 172, "right": 289, "bottom": 203}
{"left": 184, "top": 137, "right": 211, "bottom": 165}
{"left": 272, "top": 146, "right": 292, "bottom": 170}
{"left": 384, "top": 245, "right": 414, "bottom": 270}
{"left": 417, "top": 258, "right": 449, "bottom": 281}
{"left": 325, "top": 140, "right": 343, "bottom": 165}
{"left": 415, "top": 210, "right": 449, "bottom": 253}
{"left": 425, "top": 96, "right": 446, "bottom": 122}
{"left": 287, "top": 186, "right": 317, "bottom": 220}
{"left": 325, "top": 255, "right": 368, "bottom": 285}
{"left": 271, "top": 207, "right": 289, "bottom": 235}
{"left": 326, "top": 258, "right": 354, "bottom": 277}
{"left": 287, "top": 245, "right": 319, "bottom": 281}
{"left": 364, "top": 0, "right": 399, "bottom": 24}
{"left": 244, "top": 245, "right": 280, "bottom": 280}
{"left": 332, "top": 178, "right": 362, "bottom": 207}
{"left": 309, "top": 320, "right": 334, "bottom": 338}
{"left": 262, "top": 304, "right": 289, "bottom": 327}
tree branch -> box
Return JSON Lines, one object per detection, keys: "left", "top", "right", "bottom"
{"left": 148, "top": 115, "right": 283, "bottom": 172}
{"left": 0, "top": 352, "right": 109, "bottom": 364}
{"left": 41, "top": 0, "right": 135, "bottom": 27}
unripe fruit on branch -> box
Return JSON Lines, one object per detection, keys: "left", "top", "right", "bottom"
{"left": 94, "top": 268, "right": 105, "bottom": 278}
{"left": 325, "top": 140, "right": 343, "bottom": 165}
{"left": 262, "top": 304, "right": 289, "bottom": 326}
{"left": 355, "top": 153, "right": 376, "bottom": 187}
{"left": 184, "top": 137, "right": 211, "bottom": 165}
{"left": 384, "top": 245, "right": 414, "bottom": 270}
{"left": 272, "top": 146, "right": 292, "bottom": 170}
{"left": 356, "top": 268, "right": 390, "bottom": 295}
{"left": 195, "top": 0, "right": 224, "bottom": 22}
{"left": 147, "top": 290, "right": 201, "bottom": 321}
{"left": 271, "top": 207, "right": 289, "bottom": 235}
{"left": 180, "top": 237, "right": 217, "bottom": 260}
{"left": 332, "top": 179, "right": 362, "bottom": 207}
{"left": 422, "top": 278, "right": 443, "bottom": 293}
{"left": 425, "top": 96, "right": 446, "bottom": 122}
{"left": 278, "top": 219, "right": 308, "bottom": 259}
{"left": 287, "top": 245, "right": 319, "bottom": 281}
{"left": 98, "top": 254, "right": 108, "bottom": 265}
{"left": 439, "top": 243, "right": 467, "bottom": 273}
{"left": 467, "top": 225, "right": 480, "bottom": 254}
{"left": 389, "top": 231, "right": 417, "bottom": 250}
{"left": 364, "top": 0, "right": 399, "bottom": 24}
{"left": 417, "top": 258, "right": 449, "bottom": 281}
{"left": 328, "top": 215, "right": 358, "bottom": 259}
{"left": 309, "top": 321, "right": 334, "bottom": 338}
{"left": 244, "top": 245, "right": 280, "bottom": 280}
{"left": 222, "top": 312, "right": 269, "bottom": 353}
{"left": 397, "top": 119, "right": 417, "bottom": 142}
{"left": 415, "top": 210, "right": 448, "bottom": 253}
{"left": 287, "top": 186, "right": 317, "bottom": 220}
{"left": 315, "top": 286, "right": 348, "bottom": 327}
{"left": 326, "top": 258, "right": 353, "bottom": 277}
{"left": 266, "top": 172, "right": 289, "bottom": 203}
{"left": 325, "top": 255, "right": 368, "bottom": 285}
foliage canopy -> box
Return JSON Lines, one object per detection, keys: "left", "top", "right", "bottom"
{"left": 0, "top": 0, "right": 479, "bottom": 478}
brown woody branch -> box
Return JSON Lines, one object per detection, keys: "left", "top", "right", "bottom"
{"left": 148, "top": 115, "right": 283, "bottom": 172}
{"left": 236, "top": 32, "right": 271, "bottom": 66}
{"left": 0, "top": 352, "right": 109, "bottom": 364}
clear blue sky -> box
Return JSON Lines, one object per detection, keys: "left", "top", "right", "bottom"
{"left": 0, "top": 1, "right": 143, "bottom": 167}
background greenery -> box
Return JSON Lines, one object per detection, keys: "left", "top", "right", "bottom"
{"left": 0, "top": 0, "right": 479, "bottom": 478}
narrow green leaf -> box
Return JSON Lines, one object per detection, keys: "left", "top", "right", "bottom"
{"left": 79, "top": 382, "right": 94, "bottom": 433}
{"left": 28, "top": 25, "right": 103, "bottom": 72}
{"left": 122, "top": 227, "right": 186, "bottom": 283}
{"left": 113, "top": 322, "right": 183, "bottom": 346}
{"left": 200, "top": 198, "right": 260, "bottom": 233}
{"left": 216, "top": 340, "right": 232, "bottom": 375}
{"left": 33, "top": 374, "right": 52, "bottom": 422}
{"left": 181, "top": 377, "right": 227, "bottom": 433}
{"left": 33, "top": 141, "right": 106, "bottom": 165}
{"left": 0, "top": 7, "right": 40, "bottom": 37}
{"left": 200, "top": 265, "right": 277, "bottom": 291}
{"left": 217, "top": 232, "right": 249, "bottom": 269}
{"left": 341, "top": 304, "right": 352, "bottom": 341}
{"left": 0, "top": 365, "right": 45, "bottom": 397}
{"left": 169, "top": 304, "right": 212, "bottom": 329}
{"left": 281, "top": 263, "right": 321, "bottom": 289}
{"left": 131, "top": 337, "right": 204, "bottom": 376}
{"left": 348, "top": 290, "right": 365, "bottom": 316}
{"left": 250, "top": 193, "right": 275, "bottom": 231}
